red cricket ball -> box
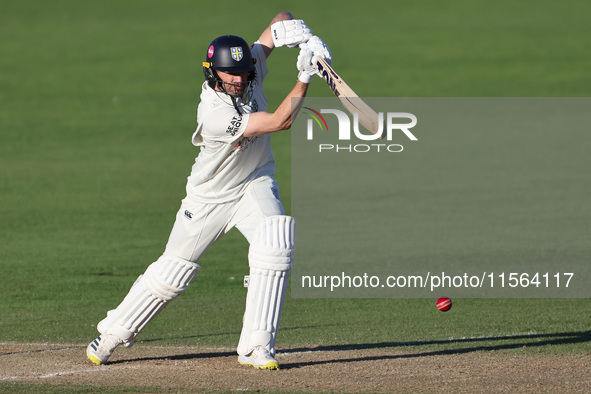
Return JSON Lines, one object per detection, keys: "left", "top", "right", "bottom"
{"left": 436, "top": 297, "right": 452, "bottom": 312}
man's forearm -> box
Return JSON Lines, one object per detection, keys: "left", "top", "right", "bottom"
{"left": 274, "top": 81, "right": 309, "bottom": 131}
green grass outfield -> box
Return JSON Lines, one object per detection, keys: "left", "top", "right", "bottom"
{"left": 1, "top": 0, "right": 590, "bottom": 380}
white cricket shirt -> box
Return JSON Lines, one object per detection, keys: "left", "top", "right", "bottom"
{"left": 187, "top": 43, "right": 275, "bottom": 203}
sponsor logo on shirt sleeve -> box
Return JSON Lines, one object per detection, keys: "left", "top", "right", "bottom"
{"left": 226, "top": 115, "right": 243, "bottom": 136}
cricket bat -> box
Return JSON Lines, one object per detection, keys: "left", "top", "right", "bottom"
{"left": 314, "top": 56, "right": 381, "bottom": 134}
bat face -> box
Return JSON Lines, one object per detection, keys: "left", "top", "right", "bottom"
{"left": 314, "top": 56, "right": 382, "bottom": 134}
{"left": 315, "top": 57, "right": 341, "bottom": 97}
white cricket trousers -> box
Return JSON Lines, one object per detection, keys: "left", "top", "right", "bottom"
{"left": 164, "top": 176, "right": 284, "bottom": 262}
{"left": 96, "top": 176, "right": 287, "bottom": 344}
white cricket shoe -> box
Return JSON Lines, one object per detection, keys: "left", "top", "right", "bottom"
{"left": 86, "top": 334, "right": 123, "bottom": 365}
{"left": 238, "top": 346, "right": 280, "bottom": 370}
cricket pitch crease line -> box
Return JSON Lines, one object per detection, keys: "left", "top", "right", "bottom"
{"left": 0, "top": 341, "right": 315, "bottom": 359}
{"left": 1, "top": 366, "right": 141, "bottom": 381}
{"left": 0, "top": 342, "right": 331, "bottom": 358}
{"left": 0, "top": 346, "right": 84, "bottom": 357}
{"left": 39, "top": 365, "right": 142, "bottom": 379}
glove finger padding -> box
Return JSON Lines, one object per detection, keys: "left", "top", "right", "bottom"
{"left": 272, "top": 19, "right": 313, "bottom": 48}
{"left": 307, "top": 36, "right": 332, "bottom": 66}
{"left": 297, "top": 44, "right": 316, "bottom": 83}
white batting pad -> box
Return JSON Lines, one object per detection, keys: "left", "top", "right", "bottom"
{"left": 97, "top": 255, "right": 200, "bottom": 342}
{"left": 237, "top": 215, "right": 296, "bottom": 356}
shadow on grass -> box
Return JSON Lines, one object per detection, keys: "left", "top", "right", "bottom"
{"left": 108, "top": 350, "right": 238, "bottom": 365}
{"left": 279, "top": 330, "right": 591, "bottom": 369}
{"left": 108, "top": 330, "right": 591, "bottom": 368}
{"left": 135, "top": 323, "right": 338, "bottom": 344}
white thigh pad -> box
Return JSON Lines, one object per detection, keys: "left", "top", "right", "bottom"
{"left": 237, "top": 215, "right": 296, "bottom": 356}
{"left": 97, "top": 255, "right": 200, "bottom": 342}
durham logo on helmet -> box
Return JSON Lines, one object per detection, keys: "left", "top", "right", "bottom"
{"left": 304, "top": 108, "right": 418, "bottom": 153}
{"left": 231, "top": 47, "right": 243, "bottom": 61}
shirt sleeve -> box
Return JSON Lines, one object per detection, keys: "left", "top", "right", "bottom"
{"left": 250, "top": 42, "right": 269, "bottom": 81}
{"left": 199, "top": 107, "right": 250, "bottom": 143}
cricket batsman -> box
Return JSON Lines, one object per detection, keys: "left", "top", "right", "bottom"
{"left": 86, "top": 12, "right": 331, "bottom": 370}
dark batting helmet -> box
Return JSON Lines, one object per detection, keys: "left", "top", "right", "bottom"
{"left": 202, "top": 35, "right": 256, "bottom": 94}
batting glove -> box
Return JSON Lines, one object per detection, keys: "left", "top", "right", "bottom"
{"left": 297, "top": 43, "right": 316, "bottom": 83}
{"left": 272, "top": 19, "right": 313, "bottom": 48}
{"left": 307, "top": 35, "right": 332, "bottom": 66}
